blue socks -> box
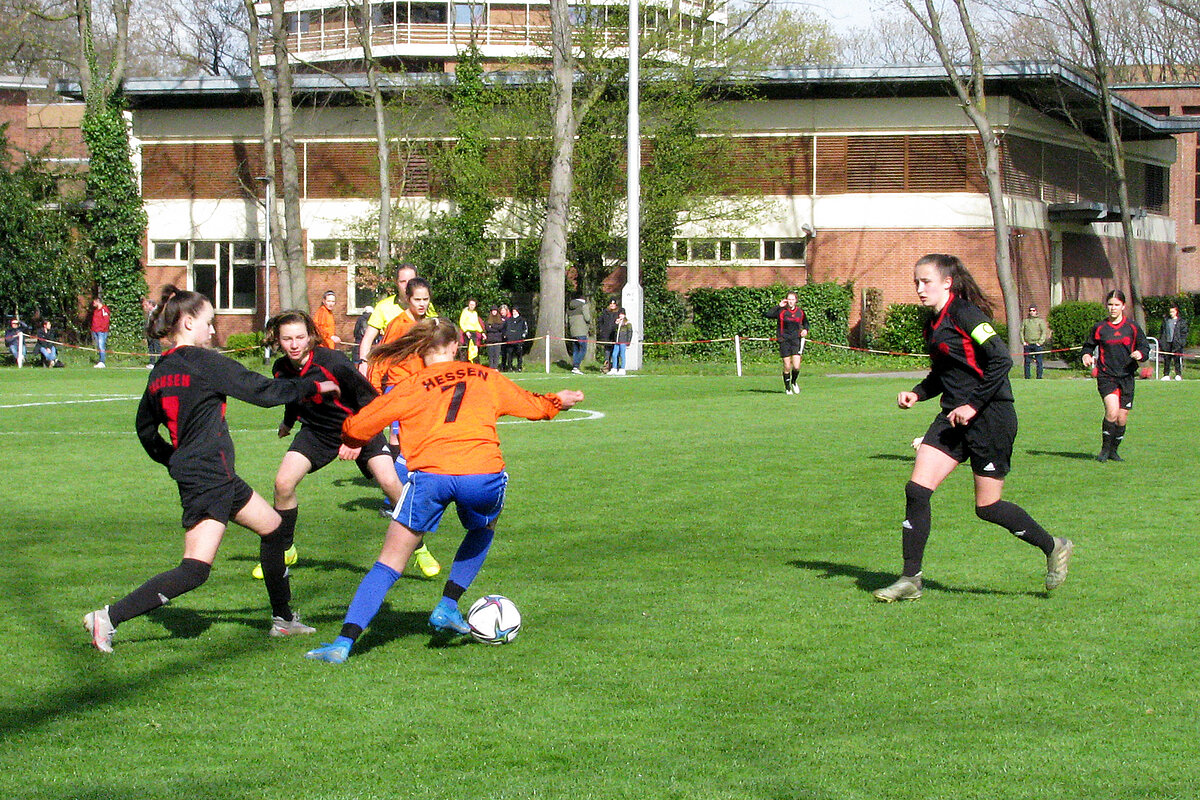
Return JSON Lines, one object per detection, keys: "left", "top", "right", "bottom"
{"left": 342, "top": 561, "right": 402, "bottom": 637}
{"left": 447, "top": 527, "right": 495, "bottom": 596}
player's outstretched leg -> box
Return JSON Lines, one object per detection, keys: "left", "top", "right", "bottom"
{"left": 1044, "top": 537, "right": 1075, "bottom": 591}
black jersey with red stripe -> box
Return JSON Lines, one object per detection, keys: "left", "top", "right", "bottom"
{"left": 136, "top": 345, "right": 320, "bottom": 489}
{"left": 763, "top": 305, "right": 808, "bottom": 338}
{"left": 912, "top": 294, "right": 1014, "bottom": 412}
{"left": 273, "top": 346, "right": 379, "bottom": 438}
{"left": 1082, "top": 317, "right": 1148, "bottom": 378}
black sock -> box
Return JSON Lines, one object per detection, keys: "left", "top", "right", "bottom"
{"left": 108, "top": 558, "right": 211, "bottom": 625}
{"left": 976, "top": 500, "right": 1055, "bottom": 555}
{"left": 260, "top": 508, "right": 298, "bottom": 619}
{"left": 442, "top": 580, "right": 467, "bottom": 602}
{"left": 782, "top": 374, "right": 791, "bottom": 392}
{"left": 1113, "top": 424, "right": 1126, "bottom": 453}
{"left": 339, "top": 623, "right": 363, "bottom": 641}
{"left": 1101, "top": 419, "right": 1115, "bottom": 454}
{"left": 901, "top": 481, "right": 933, "bottom": 577}
{"left": 791, "top": 369, "right": 799, "bottom": 387}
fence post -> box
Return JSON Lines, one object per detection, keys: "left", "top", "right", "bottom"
{"left": 16, "top": 332, "right": 24, "bottom": 368}
{"left": 734, "top": 335, "right": 742, "bottom": 377}
{"left": 544, "top": 335, "right": 550, "bottom": 374}
{"left": 1148, "top": 336, "right": 1160, "bottom": 381}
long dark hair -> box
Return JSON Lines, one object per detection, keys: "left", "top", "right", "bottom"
{"left": 147, "top": 285, "right": 209, "bottom": 340}
{"left": 369, "top": 317, "right": 460, "bottom": 370}
{"left": 264, "top": 310, "right": 320, "bottom": 352}
{"left": 916, "top": 253, "right": 994, "bottom": 318}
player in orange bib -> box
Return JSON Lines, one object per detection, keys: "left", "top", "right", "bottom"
{"left": 305, "top": 317, "right": 584, "bottom": 662}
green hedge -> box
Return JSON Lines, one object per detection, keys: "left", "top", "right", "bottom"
{"left": 685, "top": 282, "right": 854, "bottom": 362}
{"left": 1047, "top": 301, "right": 1104, "bottom": 365}
{"left": 874, "top": 304, "right": 930, "bottom": 355}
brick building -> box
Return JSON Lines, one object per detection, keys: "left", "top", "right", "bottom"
{"left": 114, "top": 63, "right": 1189, "bottom": 342}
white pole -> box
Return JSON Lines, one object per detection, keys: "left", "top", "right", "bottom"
{"left": 260, "top": 177, "right": 274, "bottom": 327}
{"left": 544, "top": 335, "right": 550, "bottom": 374}
{"left": 16, "top": 331, "right": 24, "bottom": 368}
{"left": 621, "top": 0, "right": 644, "bottom": 372}
{"left": 734, "top": 335, "right": 742, "bottom": 377}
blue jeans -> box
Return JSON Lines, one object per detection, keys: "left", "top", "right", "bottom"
{"left": 93, "top": 331, "right": 108, "bottom": 363}
{"left": 612, "top": 343, "right": 627, "bottom": 369}
{"left": 39, "top": 346, "right": 57, "bottom": 365}
{"left": 571, "top": 337, "right": 588, "bottom": 368}
{"left": 1023, "top": 344, "right": 1043, "bottom": 379}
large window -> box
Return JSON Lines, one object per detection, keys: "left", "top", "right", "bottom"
{"left": 311, "top": 239, "right": 384, "bottom": 313}
{"left": 411, "top": 2, "right": 448, "bottom": 23}
{"left": 190, "top": 241, "right": 259, "bottom": 312}
{"left": 671, "top": 238, "right": 807, "bottom": 265}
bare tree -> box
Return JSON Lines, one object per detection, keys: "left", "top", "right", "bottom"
{"left": 349, "top": 0, "right": 391, "bottom": 275}
{"left": 130, "top": 0, "right": 249, "bottom": 77}
{"left": 266, "top": 0, "right": 306, "bottom": 309}
{"left": 536, "top": 0, "right": 574, "bottom": 365}
{"left": 903, "top": 0, "right": 1021, "bottom": 357}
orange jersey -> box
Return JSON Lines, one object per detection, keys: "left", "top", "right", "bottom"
{"left": 314, "top": 305, "right": 338, "bottom": 349}
{"left": 368, "top": 309, "right": 423, "bottom": 391}
{"left": 343, "top": 360, "right": 563, "bottom": 475}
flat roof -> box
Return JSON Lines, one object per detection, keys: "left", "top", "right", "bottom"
{"left": 63, "top": 61, "right": 1200, "bottom": 140}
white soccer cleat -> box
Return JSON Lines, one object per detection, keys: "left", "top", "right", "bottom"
{"left": 84, "top": 607, "right": 115, "bottom": 653}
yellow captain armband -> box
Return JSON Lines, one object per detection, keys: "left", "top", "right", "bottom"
{"left": 970, "top": 322, "right": 997, "bottom": 345}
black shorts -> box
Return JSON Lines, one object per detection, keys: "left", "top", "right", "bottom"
{"left": 289, "top": 427, "right": 391, "bottom": 472}
{"left": 921, "top": 401, "right": 1017, "bottom": 478}
{"left": 779, "top": 337, "right": 803, "bottom": 358}
{"left": 178, "top": 476, "right": 255, "bottom": 529}
{"left": 1097, "top": 375, "right": 1135, "bottom": 409}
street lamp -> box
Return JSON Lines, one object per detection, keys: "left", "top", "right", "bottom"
{"left": 622, "top": 0, "right": 644, "bottom": 371}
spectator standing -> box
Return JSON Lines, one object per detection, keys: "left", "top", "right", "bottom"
{"left": 353, "top": 305, "right": 375, "bottom": 349}
{"left": 610, "top": 308, "right": 633, "bottom": 375}
{"left": 597, "top": 298, "right": 619, "bottom": 372}
{"left": 314, "top": 290, "right": 342, "bottom": 350}
{"left": 485, "top": 306, "right": 506, "bottom": 370}
{"left": 356, "top": 264, "right": 438, "bottom": 376}
{"left": 90, "top": 297, "right": 111, "bottom": 368}
{"left": 458, "top": 298, "right": 484, "bottom": 363}
{"left": 1020, "top": 304, "right": 1050, "bottom": 379}
{"left": 567, "top": 295, "right": 591, "bottom": 374}
{"left": 142, "top": 297, "right": 162, "bottom": 368}
{"left": 1159, "top": 303, "right": 1189, "bottom": 380}
{"left": 503, "top": 307, "right": 529, "bottom": 371}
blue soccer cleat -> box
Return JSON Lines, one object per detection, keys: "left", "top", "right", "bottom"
{"left": 304, "top": 642, "right": 350, "bottom": 664}
{"left": 428, "top": 605, "right": 470, "bottom": 636}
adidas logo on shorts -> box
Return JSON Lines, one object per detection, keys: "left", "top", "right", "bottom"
{"left": 982, "top": 462, "right": 996, "bottom": 472}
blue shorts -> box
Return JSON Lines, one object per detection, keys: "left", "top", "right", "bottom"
{"left": 392, "top": 471, "right": 508, "bottom": 533}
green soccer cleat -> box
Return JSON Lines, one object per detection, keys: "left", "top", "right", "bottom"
{"left": 411, "top": 544, "right": 441, "bottom": 578}
{"left": 251, "top": 545, "right": 299, "bottom": 580}
{"left": 873, "top": 574, "right": 923, "bottom": 603}
{"left": 1045, "top": 537, "right": 1075, "bottom": 591}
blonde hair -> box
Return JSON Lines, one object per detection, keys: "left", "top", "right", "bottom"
{"left": 369, "top": 317, "right": 460, "bottom": 370}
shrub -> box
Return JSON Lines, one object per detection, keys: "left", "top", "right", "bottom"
{"left": 1047, "top": 301, "right": 1104, "bottom": 365}
{"left": 686, "top": 282, "right": 853, "bottom": 362}
{"left": 223, "top": 331, "right": 266, "bottom": 365}
{"left": 875, "top": 304, "right": 930, "bottom": 355}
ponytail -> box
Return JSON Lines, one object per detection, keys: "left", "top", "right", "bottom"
{"left": 264, "top": 310, "right": 320, "bottom": 351}
{"left": 147, "top": 285, "right": 209, "bottom": 340}
{"left": 369, "top": 317, "right": 460, "bottom": 370}
{"left": 916, "top": 253, "right": 994, "bottom": 318}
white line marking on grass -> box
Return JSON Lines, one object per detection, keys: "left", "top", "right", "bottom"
{"left": 0, "top": 396, "right": 140, "bottom": 409}
{"left": 498, "top": 408, "right": 605, "bottom": 425}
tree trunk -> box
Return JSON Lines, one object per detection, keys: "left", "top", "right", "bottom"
{"left": 356, "top": 0, "right": 392, "bottom": 273}
{"left": 907, "top": 0, "right": 1022, "bottom": 360}
{"left": 244, "top": 0, "right": 285, "bottom": 320}
{"left": 269, "top": 0, "right": 307, "bottom": 310}
{"left": 536, "top": 0, "right": 574, "bottom": 365}
{"left": 1081, "top": 0, "right": 1145, "bottom": 327}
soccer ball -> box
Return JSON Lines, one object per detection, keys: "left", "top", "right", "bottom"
{"left": 467, "top": 595, "right": 521, "bottom": 645}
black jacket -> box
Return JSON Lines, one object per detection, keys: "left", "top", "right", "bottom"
{"left": 1159, "top": 315, "right": 1189, "bottom": 348}
{"left": 136, "top": 345, "right": 320, "bottom": 490}
{"left": 912, "top": 294, "right": 1013, "bottom": 412}
{"left": 503, "top": 316, "right": 529, "bottom": 343}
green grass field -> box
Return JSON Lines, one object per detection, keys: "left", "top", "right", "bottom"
{"left": 0, "top": 362, "right": 1197, "bottom": 800}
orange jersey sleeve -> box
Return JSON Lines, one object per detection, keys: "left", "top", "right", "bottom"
{"left": 367, "top": 310, "right": 420, "bottom": 392}
{"left": 314, "top": 305, "right": 337, "bottom": 349}
{"left": 343, "top": 361, "right": 563, "bottom": 474}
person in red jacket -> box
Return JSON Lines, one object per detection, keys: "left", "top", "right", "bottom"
{"left": 305, "top": 317, "right": 583, "bottom": 663}
{"left": 90, "top": 296, "right": 111, "bottom": 368}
